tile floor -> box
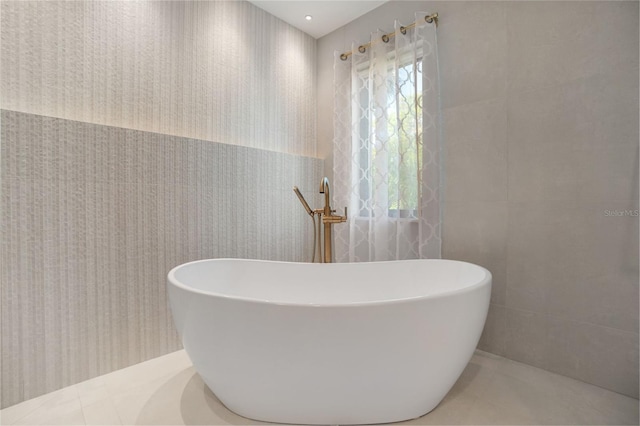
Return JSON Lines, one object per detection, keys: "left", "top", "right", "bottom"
{"left": 1, "top": 350, "right": 637, "bottom": 425}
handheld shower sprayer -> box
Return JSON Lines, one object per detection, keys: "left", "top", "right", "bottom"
{"left": 293, "top": 186, "right": 319, "bottom": 263}
{"left": 293, "top": 186, "right": 313, "bottom": 216}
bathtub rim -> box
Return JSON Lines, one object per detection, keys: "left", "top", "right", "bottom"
{"left": 167, "top": 258, "right": 491, "bottom": 308}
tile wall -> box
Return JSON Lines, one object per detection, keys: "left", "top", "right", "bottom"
{"left": 1, "top": 0, "right": 321, "bottom": 408}
{"left": 317, "top": 0, "right": 639, "bottom": 397}
{"left": 1, "top": 0, "right": 316, "bottom": 157}
{"left": 0, "top": 110, "right": 323, "bottom": 409}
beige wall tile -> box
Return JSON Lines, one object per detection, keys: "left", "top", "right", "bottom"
{"left": 504, "top": 308, "right": 548, "bottom": 369}
{"left": 443, "top": 201, "right": 508, "bottom": 306}
{"left": 547, "top": 316, "right": 639, "bottom": 398}
{"left": 477, "top": 304, "right": 507, "bottom": 356}
{"left": 443, "top": 97, "right": 508, "bottom": 203}
{"left": 507, "top": 2, "right": 639, "bottom": 94}
{"left": 508, "top": 201, "right": 639, "bottom": 332}
{"left": 435, "top": 2, "right": 507, "bottom": 109}
{"left": 508, "top": 65, "right": 639, "bottom": 203}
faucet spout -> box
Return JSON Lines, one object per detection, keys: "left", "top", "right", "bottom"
{"left": 319, "top": 177, "right": 331, "bottom": 216}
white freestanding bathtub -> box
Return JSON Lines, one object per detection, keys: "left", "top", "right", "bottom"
{"left": 167, "top": 259, "right": 491, "bottom": 425}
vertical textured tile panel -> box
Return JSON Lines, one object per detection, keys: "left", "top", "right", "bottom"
{"left": 0, "top": 0, "right": 317, "bottom": 157}
{"left": 1, "top": 0, "right": 320, "bottom": 407}
{"left": 0, "top": 110, "right": 323, "bottom": 408}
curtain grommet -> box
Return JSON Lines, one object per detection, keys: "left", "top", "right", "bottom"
{"left": 382, "top": 34, "right": 389, "bottom": 43}
{"left": 358, "top": 45, "right": 366, "bottom": 53}
{"left": 340, "top": 53, "right": 348, "bottom": 61}
{"left": 400, "top": 26, "right": 407, "bottom": 35}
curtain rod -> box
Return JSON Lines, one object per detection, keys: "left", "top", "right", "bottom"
{"left": 339, "top": 13, "right": 438, "bottom": 61}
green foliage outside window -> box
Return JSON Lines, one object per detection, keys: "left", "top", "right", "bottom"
{"left": 362, "top": 59, "right": 422, "bottom": 217}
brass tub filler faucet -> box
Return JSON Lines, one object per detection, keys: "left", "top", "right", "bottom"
{"left": 293, "top": 177, "right": 347, "bottom": 263}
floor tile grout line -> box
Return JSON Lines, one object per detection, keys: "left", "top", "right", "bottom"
{"left": 2, "top": 389, "right": 67, "bottom": 425}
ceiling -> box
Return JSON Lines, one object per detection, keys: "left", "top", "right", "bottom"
{"left": 247, "top": 1, "right": 388, "bottom": 39}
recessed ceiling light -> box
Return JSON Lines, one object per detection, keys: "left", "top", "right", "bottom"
{"left": 305, "top": 15, "right": 312, "bottom": 21}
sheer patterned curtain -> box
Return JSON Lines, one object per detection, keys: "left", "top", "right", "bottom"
{"left": 333, "top": 13, "right": 441, "bottom": 263}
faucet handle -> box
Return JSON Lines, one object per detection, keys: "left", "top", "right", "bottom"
{"left": 322, "top": 207, "right": 348, "bottom": 224}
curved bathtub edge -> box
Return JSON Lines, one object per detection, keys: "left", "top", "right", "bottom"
{"left": 167, "top": 258, "right": 492, "bottom": 308}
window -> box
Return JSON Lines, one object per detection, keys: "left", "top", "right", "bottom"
{"left": 353, "top": 49, "right": 423, "bottom": 219}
